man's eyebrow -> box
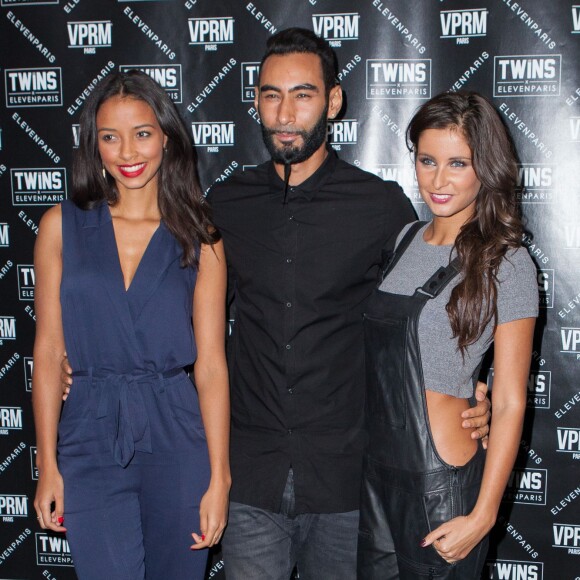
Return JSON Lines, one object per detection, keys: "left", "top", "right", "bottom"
{"left": 259, "top": 83, "right": 319, "bottom": 93}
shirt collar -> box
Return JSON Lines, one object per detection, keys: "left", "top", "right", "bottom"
{"left": 268, "top": 147, "right": 338, "bottom": 201}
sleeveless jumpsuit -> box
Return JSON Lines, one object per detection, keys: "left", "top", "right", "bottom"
{"left": 58, "top": 200, "right": 210, "bottom": 579}
{"left": 357, "top": 223, "right": 488, "bottom": 579}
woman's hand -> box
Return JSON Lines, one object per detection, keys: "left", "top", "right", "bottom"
{"left": 190, "top": 480, "right": 229, "bottom": 550}
{"left": 34, "top": 465, "right": 67, "bottom": 533}
{"left": 420, "top": 511, "right": 494, "bottom": 563}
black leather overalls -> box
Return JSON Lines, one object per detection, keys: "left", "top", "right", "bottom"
{"left": 357, "top": 223, "right": 488, "bottom": 579}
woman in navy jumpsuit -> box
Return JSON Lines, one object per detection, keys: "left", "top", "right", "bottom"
{"left": 32, "top": 71, "right": 230, "bottom": 579}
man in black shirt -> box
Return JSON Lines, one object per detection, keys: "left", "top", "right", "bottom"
{"left": 210, "top": 28, "right": 490, "bottom": 580}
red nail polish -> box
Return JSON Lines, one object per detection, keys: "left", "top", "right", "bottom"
{"left": 201, "top": 535, "right": 205, "bottom": 541}
{"left": 58, "top": 516, "right": 64, "bottom": 525}
{"left": 420, "top": 539, "right": 427, "bottom": 547}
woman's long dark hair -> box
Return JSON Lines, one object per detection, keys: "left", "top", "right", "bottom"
{"left": 406, "top": 91, "right": 523, "bottom": 353}
{"left": 73, "top": 70, "right": 219, "bottom": 267}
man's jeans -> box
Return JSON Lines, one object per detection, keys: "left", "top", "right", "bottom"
{"left": 222, "top": 469, "right": 359, "bottom": 580}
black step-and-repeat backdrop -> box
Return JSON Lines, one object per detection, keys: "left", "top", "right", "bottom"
{"left": 1, "top": 1, "right": 579, "bottom": 579}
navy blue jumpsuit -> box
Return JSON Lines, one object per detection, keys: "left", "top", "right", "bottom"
{"left": 57, "top": 200, "right": 210, "bottom": 579}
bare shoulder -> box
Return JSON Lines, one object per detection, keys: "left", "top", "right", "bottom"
{"left": 38, "top": 204, "right": 63, "bottom": 233}
{"left": 36, "top": 204, "right": 63, "bottom": 252}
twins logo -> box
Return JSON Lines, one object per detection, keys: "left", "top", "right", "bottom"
{"left": 494, "top": 55, "right": 561, "bottom": 97}
{"left": 10, "top": 168, "right": 67, "bottom": 206}
{"left": 4, "top": 68, "right": 63, "bottom": 108}
{"left": 503, "top": 468, "right": 547, "bottom": 505}
{"left": 17, "top": 265, "right": 35, "bottom": 301}
{"left": 241, "top": 62, "right": 260, "bottom": 102}
{"left": 67, "top": 20, "right": 112, "bottom": 53}
{"left": 440, "top": 8, "right": 487, "bottom": 44}
{"left": 24, "top": 357, "right": 33, "bottom": 392}
{"left": 536, "top": 269, "right": 554, "bottom": 309}
{"left": 527, "top": 369, "right": 551, "bottom": 408}
{"left": 366, "top": 59, "right": 431, "bottom": 99}
{"left": 119, "top": 65, "right": 182, "bottom": 103}
{"left": 485, "top": 560, "right": 543, "bottom": 579}
{"left": 36, "top": 533, "right": 74, "bottom": 567}
{"left": 516, "top": 164, "right": 554, "bottom": 203}
{"left": 312, "top": 13, "right": 359, "bottom": 47}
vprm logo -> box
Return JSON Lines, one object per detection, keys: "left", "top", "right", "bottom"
{"left": 573, "top": 6, "right": 580, "bottom": 33}
{"left": 5, "top": 68, "right": 63, "bottom": 108}
{"left": 0, "top": 407, "right": 23, "bottom": 432}
{"left": 192, "top": 122, "right": 234, "bottom": 152}
{"left": 0, "top": 494, "right": 28, "bottom": 519}
{"left": 494, "top": 55, "right": 561, "bottom": 97}
{"left": 553, "top": 524, "right": 580, "bottom": 552}
{"left": 0, "top": 317, "right": 16, "bottom": 342}
{"left": 327, "top": 119, "right": 357, "bottom": 150}
{"left": 366, "top": 59, "right": 431, "bottom": 99}
{"left": 312, "top": 13, "right": 359, "bottom": 47}
{"left": 67, "top": 20, "right": 112, "bottom": 53}
{"left": 440, "top": 9, "right": 487, "bottom": 44}
{"left": 119, "top": 65, "right": 182, "bottom": 103}
{"left": 242, "top": 62, "right": 260, "bottom": 102}
{"left": 556, "top": 427, "right": 580, "bottom": 456}
{"left": 188, "top": 17, "right": 234, "bottom": 50}
{"left": 571, "top": 116, "right": 580, "bottom": 142}
{"left": 0, "top": 224, "right": 9, "bottom": 248}
{"left": 72, "top": 124, "right": 80, "bottom": 148}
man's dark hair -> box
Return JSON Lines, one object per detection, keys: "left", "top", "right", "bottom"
{"left": 259, "top": 27, "right": 338, "bottom": 95}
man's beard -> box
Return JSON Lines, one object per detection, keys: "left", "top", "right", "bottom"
{"left": 261, "top": 107, "right": 328, "bottom": 165}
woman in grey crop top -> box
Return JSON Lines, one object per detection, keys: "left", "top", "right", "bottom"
{"left": 358, "top": 92, "right": 538, "bottom": 580}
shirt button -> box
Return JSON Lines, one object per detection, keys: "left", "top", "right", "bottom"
{"left": 286, "top": 257, "right": 292, "bottom": 263}
{"left": 286, "top": 302, "right": 292, "bottom": 308}
{"left": 288, "top": 387, "right": 294, "bottom": 394}
{"left": 285, "top": 344, "right": 291, "bottom": 350}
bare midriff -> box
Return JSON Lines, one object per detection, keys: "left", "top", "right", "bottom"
{"left": 426, "top": 390, "right": 478, "bottom": 467}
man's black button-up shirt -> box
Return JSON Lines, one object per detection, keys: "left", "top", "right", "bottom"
{"left": 209, "top": 152, "right": 415, "bottom": 514}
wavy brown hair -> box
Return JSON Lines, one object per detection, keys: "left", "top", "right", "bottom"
{"left": 73, "top": 70, "right": 219, "bottom": 267}
{"left": 406, "top": 91, "right": 523, "bottom": 353}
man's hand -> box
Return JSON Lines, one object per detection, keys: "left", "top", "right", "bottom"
{"left": 461, "top": 381, "right": 491, "bottom": 449}
{"left": 60, "top": 352, "right": 72, "bottom": 401}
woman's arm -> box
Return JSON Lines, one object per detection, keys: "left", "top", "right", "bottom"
{"left": 190, "top": 240, "right": 231, "bottom": 550}
{"left": 422, "top": 316, "right": 535, "bottom": 562}
{"left": 32, "top": 205, "right": 67, "bottom": 532}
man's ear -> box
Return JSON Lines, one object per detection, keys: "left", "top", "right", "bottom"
{"left": 327, "top": 85, "right": 343, "bottom": 119}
